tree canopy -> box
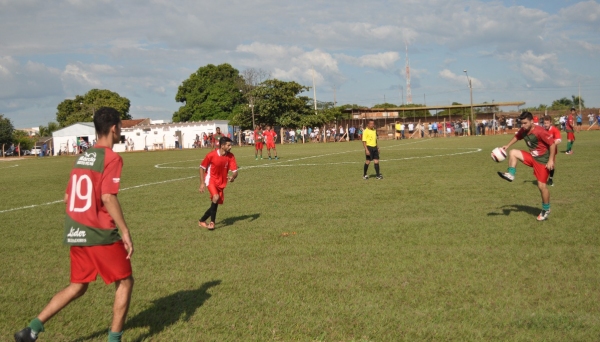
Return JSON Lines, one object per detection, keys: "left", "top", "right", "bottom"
{"left": 0, "top": 114, "right": 14, "bottom": 146}
{"left": 56, "top": 89, "right": 131, "bottom": 127}
{"left": 173, "top": 63, "right": 245, "bottom": 122}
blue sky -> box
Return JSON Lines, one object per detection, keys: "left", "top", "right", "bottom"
{"left": 1, "top": 0, "right": 599, "bottom": 128}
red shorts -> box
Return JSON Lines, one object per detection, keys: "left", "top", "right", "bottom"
{"left": 255, "top": 142, "right": 263, "bottom": 150}
{"left": 70, "top": 241, "right": 132, "bottom": 285}
{"left": 266, "top": 142, "right": 275, "bottom": 149}
{"left": 521, "top": 151, "right": 550, "bottom": 184}
{"left": 207, "top": 183, "right": 225, "bottom": 204}
{"left": 567, "top": 132, "right": 575, "bottom": 141}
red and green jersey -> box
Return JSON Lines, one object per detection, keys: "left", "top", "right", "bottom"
{"left": 200, "top": 149, "right": 238, "bottom": 189}
{"left": 515, "top": 125, "right": 555, "bottom": 164}
{"left": 263, "top": 130, "right": 277, "bottom": 144}
{"left": 565, "top": 114, "right": 574, "bottom": 132}
{"left": 254, "top": 129, "right": 263, "bottom": 142}
{"left": 64, "top": 146, "right": 123, "bottom": 246}
{"left": 213, "top": 133, "right": 224, "bottom": 148}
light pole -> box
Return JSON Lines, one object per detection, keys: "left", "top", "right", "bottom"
{"left": 240, "top": 89, "right": 255, "bottom": 128}
{"left": 463, "top": 70, "right": 474, "bottom": 136}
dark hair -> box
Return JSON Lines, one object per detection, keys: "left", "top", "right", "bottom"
{"left": 519, "top": 111, "right": 533, "bottom": 121}
{"left": 543, "top": 115, "right": 552, "bottom": 122}
{"left": 93, "top": 107, "right": 121, "bottom": 137}
{"left": 219, "top": 136, "right": 232, "bottom": 146}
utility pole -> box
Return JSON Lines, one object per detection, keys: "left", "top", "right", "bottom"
{"left": 333, "top": 85, "right": 337, "bottom": 107}
{"left": 464, "top": 70, "right": 474, "bottom": 136}
{"left": 312, "top": 67, "right": 317, "bottom": 114}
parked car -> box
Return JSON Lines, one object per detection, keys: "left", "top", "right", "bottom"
{"left": 30, "top": 147, "right": 42, "bottom": 156}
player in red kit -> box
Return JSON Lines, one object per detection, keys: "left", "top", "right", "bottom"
{"left": 497, "top": 111, "right": 556, "bottom": 221}
{"left": 254, "top": 125, "right": 264, "bottom": 160}
{"left": 565, "top": 107, "right": 576, "bottom": 154}
{"left": 543, "top": 115, "right": 561, "bottom": 186}
{"left": 198, "top": 136, "right": 238, "bottom": 230}
{"left": 14, "top": 107, "right": 134, "bottom": 342}
{"left": 263, "top": 125, "right": 278, "bottom": 160}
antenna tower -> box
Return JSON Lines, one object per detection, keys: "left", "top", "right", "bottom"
{"left": 405, "top": 44, "right": 412, "bottom": 104}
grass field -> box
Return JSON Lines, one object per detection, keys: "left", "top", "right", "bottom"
{"left": 1, "top": 132, "right": 599, "bottom": 341}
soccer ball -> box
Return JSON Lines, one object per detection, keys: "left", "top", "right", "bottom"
{"left": 491, "top": 147, "right": 506, "bottom": 162}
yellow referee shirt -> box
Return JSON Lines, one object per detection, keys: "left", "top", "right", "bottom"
{"left": 362, "top": 127, "right": 377, "bottom": 147}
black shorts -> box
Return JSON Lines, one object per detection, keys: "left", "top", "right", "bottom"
{"left": 576, "top": 122, "right": 582, "bottom": 126}
{"left": 365, "top": 146, "right": 379, "bottom": 161}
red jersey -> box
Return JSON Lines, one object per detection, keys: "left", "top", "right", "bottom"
{"left": 200, "top": 149, "right": 238, "bottom": 189}
{"left": 254, "top": 129, "right": 263, "bottom": 142}
{"left": 546, "top": 125, "right": 561, "bottom": 143}
{"left": 565, "top": 114, "right": 574, "bottom": 132}
{"left": 64, "top": 146, "right": 123, "bottom": 246}
{"left": 263, "top": 130, "right": 277, "bottom": 144}
{"left": 515, "top": 125, "right": 555, "bottom": 164}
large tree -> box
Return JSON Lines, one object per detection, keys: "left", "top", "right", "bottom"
{"left": 0, "top": 114, "right": 14, "bottom": 146}
{"left": 56, "top": 89, "right": 131, "bottom": 127}
{"left": 173, "top": 63, "right": 245, "bottom": 122}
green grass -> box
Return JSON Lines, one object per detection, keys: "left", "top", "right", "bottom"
{"left": 1, "top": 132, "right": 599, "bottom": 341}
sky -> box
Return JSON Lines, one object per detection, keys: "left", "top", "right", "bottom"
{"left": 1, "top": 0, "right": 599, "bottom": 128}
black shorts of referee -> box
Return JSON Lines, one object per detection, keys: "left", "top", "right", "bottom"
{"left": 365, "top": 146, "right": 379, "bottom": 161}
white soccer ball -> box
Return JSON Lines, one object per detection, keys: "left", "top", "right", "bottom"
{"left": 491, "top": 147, "right": 506, "bottom": 162}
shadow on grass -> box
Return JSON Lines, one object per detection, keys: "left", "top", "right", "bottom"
{"left": 522, "top": 180, "right": 539, "bottom": 185}
{"left": 487, "top": 204, "right": 540, "bottom": 217}
{"left": 74, "top": 280, "right": 221, "bottom": 342}
{"left": 219, "top": 213, "right": 260, "bottom": 228}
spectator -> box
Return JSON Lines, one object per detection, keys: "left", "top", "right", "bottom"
{"left": 588, "top": 112, "right": 595, "bottom": 127}
{"left": 576, "top": 112, "right": 582, "bottom": 133}
{"left": 349, "top": 125, "right": 356, "bottom": 141}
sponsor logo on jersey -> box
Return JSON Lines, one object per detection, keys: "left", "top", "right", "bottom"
{"left": 76, "top": 152, "right": 97, "bottom": 166}
{"left": 66, "top": 227, "right": 87, "bottom": 243}
{"left": 113, "top": 178, "right": 120, "bottom": 183}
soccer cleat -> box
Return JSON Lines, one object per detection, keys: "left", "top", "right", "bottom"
{"left": 565, "top": 151, "right": 573, "bottom": 155}
{"left": 547, "top": 178, "right": 553, "bottom": 186}
{"left": 198, "top": 221, "right": 209, "bottom": 229}
{"left": 14, "top": 327, "right": 37, "bottom": 342}
{"left": 207, "top": 222, "right": 215, "bottom": 230}
{"left": 275, "top": 156, "right": 279, "bottom": 160}
{"left": 268, "top": 157, "right": 272, "bottom": 160}
{"left": 497, "top": 171, "right": 514, "bottom": 182}
{"left": 255, "top": 157, "right": 257, "bottom": 160}
{"left": 363, "top": 175, "right": 369, "bottom": 180}
{"left": 376, "top": 175, "right": 383, "bottom": 180}
{"left": 537, "top": 209, "right": 550, "bottom": 221}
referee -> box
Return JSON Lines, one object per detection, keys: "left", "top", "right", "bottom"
{"left": 362, "top": 119, "right": 382, "bottom": 180}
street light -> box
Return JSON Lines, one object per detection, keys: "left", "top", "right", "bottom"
{"left": 463, "top": 70, "right": 474, "bottom": 136}
{"left": 240, "top": 89, "right": 255, "bottom": 128}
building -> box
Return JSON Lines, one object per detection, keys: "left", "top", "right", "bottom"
{"left": 51, "top": 122, "right": 96, "bottom": 155}
{"left": 118, "top": 120, "right": 230, "bottom": 152}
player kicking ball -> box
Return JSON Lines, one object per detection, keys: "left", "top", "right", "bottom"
{"left": 497, "top": 111, "right": 556, "bottom": 221}
{"left": 198, "top": 136, "right": 238, "bottom": 230}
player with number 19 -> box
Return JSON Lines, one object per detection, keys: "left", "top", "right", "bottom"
{"left": 14, "top": 107, "right": 134, "bottom": 342}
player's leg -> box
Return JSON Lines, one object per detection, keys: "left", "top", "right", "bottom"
{"left": 272, "top": 147, "right": 278, "bottom": 159}
{"left": 536, "top": 172, "right": 551, "bottom": 221}
{"left": 14, "top": 282, "right": 89, "bottom": 341}
{"left": 109, "top": 276, "right": 134, "bottom": 341}
{"left": 548, "top": 146, "right": 557, "bottom": 186}
{"left": 498, "top": 149, "right": 525, "bottom": 182}
{"left": 267, "top": 147, "right": 272, "bottom": 159}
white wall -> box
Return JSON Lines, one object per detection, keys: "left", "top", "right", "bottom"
{"left": 121, "top": 121, "right": 229, "bottom": 151}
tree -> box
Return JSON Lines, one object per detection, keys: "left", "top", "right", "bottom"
{"left": 56, "top": 89, "right": 131, "bottom": 127}
{"left": 38, "top": 122, "right": 60, "bottom": 137}
{"left": 12, "top": 130, "right": 33, "bottom": 151}
{"left": 0, "top": 114, "right": 14, "bottom": 146}
{"left": 173, "top": 63, "right": 245, "bottom": 122}
{"left": 249, "top": 79, "right": 312, "bottom": 128}
{"left": 373, "top": 103, "right": 399, "bottom": 108}
{"left": 239, "top": 68, "right": 271, "bottom": 127}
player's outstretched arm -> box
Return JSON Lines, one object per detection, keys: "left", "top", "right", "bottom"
{"left": 102, "top": 194, "right": 134, "bottom": 259}
{"left": 502, "top": 136, "right": 518, "bottom": 150}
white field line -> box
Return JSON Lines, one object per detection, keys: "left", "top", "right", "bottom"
{"left": 154, "top": 139, "right": 432, "bottom": 170}
{"left": 1, "top": 140, "right": 480, "bottom": 214}
{"left": 0, "top": 164, "right": 19, "bottom": 170}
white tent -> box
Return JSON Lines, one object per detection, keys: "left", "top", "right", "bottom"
{"left": 52, "top": 123, "right": 96, "bottom": 156}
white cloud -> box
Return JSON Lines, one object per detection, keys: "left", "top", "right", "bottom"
{"left": 337, "top": 52, "right": 400, "bottom": 71}
{"left": 439, "top": 69, "right": 483, "bottom": 88}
